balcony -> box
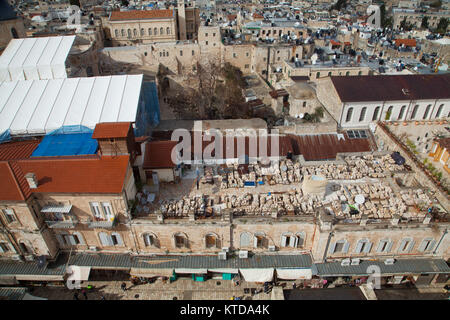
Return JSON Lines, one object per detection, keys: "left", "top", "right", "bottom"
{"left": 88, "top": 217, "right": 116, "bottom": 229}
{"left": 45, "top": 219, "right": 78, "bottom": 229}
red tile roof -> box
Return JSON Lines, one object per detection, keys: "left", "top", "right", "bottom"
{"left": 269, "top": 89, "right": 289, "bottom": 99}
{"left": 110, "top": 9, "right": 174, "bottom": 21}
{"left": 143, "top": 140, "right": 177, "bottom": 169}
{"left": 0, "top": 162, "right": 25, "bottom": 201}
{"left": 253, "top": 13, "right": 264, "bottom": 19}
{"left": 394, "top": 38, "right": 417, "bottom": 47}
{"left": 0, "top": 156, "right": 130, "bottom": 201}
{"left": 0, "top": 139, "right": 41, "bottom": 161}
{"left": 330, "top": 40, "right": 341, "bottom": 46}
{"left": 436, "top": 137, "right": 450, "bottom": 150}
{"left": 92, "top": 122, "right": 131, "bottom": 139}
{"left": 227, "top": 14, "right": 237, "bottom": 21}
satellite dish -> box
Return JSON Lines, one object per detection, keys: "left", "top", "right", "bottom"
{"left": 355, "top": 194, "right": 365, "bottom": 205}
{"left": 299, "top": 113, "right": 304, "bottom": 119}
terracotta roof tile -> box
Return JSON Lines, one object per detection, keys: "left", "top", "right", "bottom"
{"left": 0, "top": 162, "right": 25, "bottom": 201}
{"left": 0, "top": 139, "right": 41, "bottom": 161}
{"left": 92, "top": 122, "right": 131, "bottom": 139}
{"left": 394, "top": 38, "right": 417, "bottom": 47}
{"left": 110, "top": 9, "right": 174, "bottom": 21}
{"left": 143, "top": 140, "right": 177, "bottom": 169}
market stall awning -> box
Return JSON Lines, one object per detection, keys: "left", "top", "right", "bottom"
{"left": 239, "top": 268, "right": 274, "bottom": 282}
{"left": 67, "top": 266, "right": 91, "bottom": 281}
{"left": 276, "top": 268, "right": 312, "bottom": 280}
{"left": 174, "top": 268, "right": 208, "bottom": 274}
{"left": 208, "top": 268, "right": 239, "bottom": 274}
{"left": 41, "top": 204, "right": 73, "bottom": 213}
{"left": 130, "top": 268, "right": 173, "bottom": 277}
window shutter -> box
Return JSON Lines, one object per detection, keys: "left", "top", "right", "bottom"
{"left": 289, "top": 235, "right": 296, "bottom": 247}
{"left": 418, "top": 240, "right": 428, "bottom": 252}
{"left": 376, "top": 240, "right": 385, "bottom": 253}
{"left": 281, "top": 235, "right": 287, "bottom": 247}
{"left": 99, "top": 232, "right": 110, "bottom": 246}
{"left": 355, "top": 240, "right": 363, "bottom": 253}
{"left": 114, "top": 233, "right": 123, "bottom": 246}
{"left": 329, "top": 242, "right": 337, "bottom": 254}
{"left": 68, "top": 235, "right": 77, "bottom": 246}
{"left": 364, "top": 242, "right": 372, "bottom": 253}
{"left": 240, "top": 233, "right": 250, "bottom": 247}
{"left": 428, "top": 240, "right": 436, "bottom": 252}
{"left": 9, "top": 243, "right": 16, "bottom": 253}
{"left": 0, "top": 245, "right": 3, "bottom": 253}
{"left": 293, "top": 236, "right": 299, "bottom": 248}
{"left": 253, "top": 236, "right": 258, "bottom": 248}
{"left": 343, "top": 241, "right": 350, "bottom": 253}
{"left": 407, "top": 240, "right": 415, "bottom": 253}
{"left": 386, "top": 241, "right": 393, "bottom": 253}
{"left": 144, "top": 234, "right": 150, "bottom": 246}
{"left": 74, "top": 232, "right": 85, "bottom": 245}
{"left": 56, "top": 234, "right": 65, "bottom": 246}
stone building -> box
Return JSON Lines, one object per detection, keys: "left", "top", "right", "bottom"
{"left": 0, "top": 0, "right": 26, "bottom": 52}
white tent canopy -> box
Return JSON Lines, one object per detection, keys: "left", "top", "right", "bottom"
{"left": 0, "top": 36, "right": 75, "bottom": 82}
{"left": 0, "top": 74, "right": 143, "bottom": 135}
{"left": 239, "top": 268, "right": 274, "bottom": 282}
{"left": 275, "top": 268, "right": 312, "bottom": 280}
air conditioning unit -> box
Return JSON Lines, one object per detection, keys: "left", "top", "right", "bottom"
{"left": 351, "top": 258, "right": 361, "bottom": 266}
{"left": 239, "top": 250, "right": 248, "bottom": 259}
{"left": 341, "top": 258, "right": 351, "bottom": 266}
{"left": 384, "top": 258, "right": 396, "bottom": 265}
{"left": 268, "top": 245, "right": 276, "bottom": 252}
{"left": 89, "top": 246, "right": 98, "bottom": 252}
{"left": 221, "top": 247, "right": 229, "bottom": 253}
{"left": 218, "top": 251, "right": 227, "bottom": 260}
{"left": 24, "top": 255, "right": 34, "bottom": 262}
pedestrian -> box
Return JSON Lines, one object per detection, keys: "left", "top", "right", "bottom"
{"left": 293, "top": 283, "right": 297, "bottom": 290}
{"left": 121, "top": 282, "right": 127, "bottom": 291}
{"left": 81, "top": 289, "right": 88, "bottom": 300}
{"left": 196, "top": 179, "right": 199, "bottom": 190}
{"left": 73, "top": 291, "right": 79, "bottom": 300}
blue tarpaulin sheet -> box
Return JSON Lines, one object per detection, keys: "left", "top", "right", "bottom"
{"left": 31, "top": 125, "right": 98, "bottom": 157}
{"left": 0, "top": 130, "right": 11, "bottom": 144}
{"left": 134, "top": 82, "right": 160, "bottom": 137}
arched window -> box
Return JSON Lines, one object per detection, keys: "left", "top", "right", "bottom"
{"left": 148, "top": 28, "right": 152, "bottom": 35}
{"left": 296, "top": 232, "right": 306, "bottom": 248}
{"left": 240, "top": 232, "right": 251, "bottom": 247}
{"left": 435, "top": 104, "right": 444, "bottom": 118}
{"left": 345, "top": 107, "right": 353, "bottom": 122}
{"left": 328, "top": 71, "right": 332, "bottom": 76}
{"left": 303, "top": 101, "right": 307, "bottom": 107}
{"left": 140, "top": 28, "right": 144, "bottom": 36}
{"left": 115, "top": 29, "right": 119, "bottom": 37}
{"left": 254, "top": 232, "right": 266, "bottom": 248}
{"left": 386, "top": 106, "right": 393, "bottom": 120}
{"left": 205, "top": 233, "right": 219, "bottom": 248}
{"left": 346, "top": 71, "right": 350, "bottom": 76}
{"left": 174, "top": 233, "right": 188, "bottom": 248}
{"left": 358, "top": 71, "right": 362, "bottom": 75}
{"left": 372, "top": 106, "right": 380, "bottom": 121}
{"left": 160, "top": 27, "right": 164, "bottom": 35}
{"left": 121, "top": 29, "right": 125, "bottom": 37}
{"left": 11, "top": 28, "right": 19, "bottom": 39}
{"left": 423, "top": 104, "right": 431, "bottom": 119}
{"left": 154, "top": 27, "right": 158, "bottom": 35}
{"left": 167, "top": 27, "right": 170, "bottom": 34}
{"left": 411, "top": 104, "right": 419, "bottom": 119}
{"left": 316, "top": 72, "right": 320, "bottom": 78}
{"left": 398, "top": 237, "right": 414, "bottom": 253}
{"left": 399, "top": 105, "right": 407, "bottom": 120}
{"left": 133, "top": 28, "right": 137, "bottom": 36}
{"left": 376, "top": 239, "right": 393, "bottom": 253}
{"left": 127, "top": 29, "right": 131, "bottom": 37}
{"left": 143, "top": 233, "right": 156, "bottom": 247}
{"left": 359, "top": 107, "right": 367, "bottom": 122}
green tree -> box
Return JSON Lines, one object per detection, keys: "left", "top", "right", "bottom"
{"left": 436, "top": 18, "right": 449, "bottom": 34}
{"left": 421, "top": 16, "right": 429, "bottom": 29}
{"left": 121, "top": 0, "right": 129, "bottom": 6}
{"left": 69, "top": 0, "right": 80, "bottom": 7}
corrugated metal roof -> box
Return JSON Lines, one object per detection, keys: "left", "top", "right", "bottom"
{"left": 0, "top": 254, "right": 67, "bottom": 277}
{"left": 0, "top": 287, "right": 26, "bottom": 300}
{"left": 315, "top": 258, "right": 450, "bottom": 276}
{"left": 68, "top": 253, "right": 312, "bottom": 270}
{"left": 40, "top": 204, "right": 72, "bottom": 213}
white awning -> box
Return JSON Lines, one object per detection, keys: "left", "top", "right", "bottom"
{"left": 0, "top": 74, "right": 143, "bottom": 135}
{"left": 208, "top": 268, "right": 239, "bottom": 274}
{"left": 130, "top": 268, "right": 173, "bottom": 277}
{"left": 67, "top": 266, "right": 91, "bottom": 281}
{"left": 41, "top": 205, "right": 72, "bottom": 213}
{"left": 174, "top": 268, "right": 208, "bottom": 274}
{"left": 276, "top": 268, "right": 312, "bottom": 280}
{"left": 239, "top": 268, "right": 274, "bottom": 282}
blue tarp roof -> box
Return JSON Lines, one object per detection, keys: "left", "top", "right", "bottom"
{"left": 31, "top": 126, "right": 98, "bottom": 157}
{"left": 135, "top": 81, "right": 160, "bottom": 137}
{"left": 0, "top": 130, "right": 11, "bottom": 144}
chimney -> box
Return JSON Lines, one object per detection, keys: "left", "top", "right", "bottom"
{"left": 25, "top": 173, "right": 38, "bottom": 189}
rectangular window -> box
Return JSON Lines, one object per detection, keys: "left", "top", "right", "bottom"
{"left": 205, "top": 33, "right": 208, "bottom": 37}
{"left": 213, "top": 33, "right": 216, "bottom": 37}
{"left": 334, "top": 242, "right": 344, "bottom": 253}
{"left": 90, "top": 202, "right": 103, "bottom": 219}
{"left": 402, "top": 240, "right": 410, "bottom": 252}
{"left": 111, "top": 234, "right": 119, "bottom": 246}
{"left": 206, "top": 41, "right": 208, "bottom": 45}
{"left": 192, "top": 50, "right": 195, "bottom": 56}
{"left": 2, "top": 209, "right": 16, "bottom": 224}
{"left": 101, "top": 202, "right": 113, "bottom": 219}
{"left": 245, "top": 64, "right": 249, "bottom": 69}
{"left": 180, "top": 50, "right": 183, "bottom": 56}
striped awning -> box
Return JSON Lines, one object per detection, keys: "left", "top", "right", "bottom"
{"left": 41, "top": 205, "right": 72, "bottom": 214}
